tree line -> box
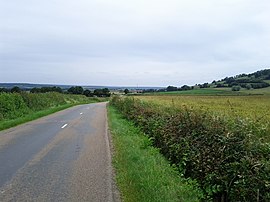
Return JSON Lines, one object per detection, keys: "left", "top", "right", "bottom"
{"left": 0, "top": 86, "right": 111, "bottom": 97}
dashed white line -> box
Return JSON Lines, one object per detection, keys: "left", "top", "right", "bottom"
{"left": 61, "top": 124, "right": 68, "bottom": 129}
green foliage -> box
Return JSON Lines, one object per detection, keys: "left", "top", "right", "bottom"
{"left": 166, "top": 86, "right": 178, "bottom": 91}
{"left": 93, "top": 88, "right": 111, "bottom": 97}
{"left": 68, "top": 86, "right": 84, "bottom": 94}
{"left": 0, "top": 93, "right": 28, "bottom": 120}
{"left": 83, "top": 89, "right": 92, "bottom": 97}
{"left": 108, "top": 106, "right": 202, "bottom": 202}
{"left": 231, "top": 86, "right": 241, "bottom": 91}
{"left": 30, "top": 86, "right": 63, "bottom": 93}
{"left": 218, "top": 69, "right": 270, "bottom": 90}
{"left": 10, "top": 86, "right": 21, "bottom": 93}
{"left": 124, "top": 88, "right": 129, "bottom": 94}
{"left": 0, "top": 88, "right": 8, "bottom": 93}
{"left": 0, "top": 92, "right": 96, "bottom": 123}
{"left": 111, "top": 96, "right": 270, "bottom": 201}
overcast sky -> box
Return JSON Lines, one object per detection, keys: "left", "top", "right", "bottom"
{"left": 0, "top": 0, "right": 270, "bottom": 86}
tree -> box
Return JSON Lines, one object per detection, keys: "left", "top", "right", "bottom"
{"left": 200, "top": 83, "right": 209, "bottom": 88}
{"left": 93, "top": 88, "right": 111, "bottom": 97}
{"left": 180, "top": 85, "right": 191, "bottom": 91}
{"left": 68, "top": 86, "right": 84, "bottom": 94}
{"left": 31, "top": 86, "right": 63, "bottom": 93}
{"left": 83, "top": 89, "right": 92, "bottom": 97}
{"left": 11, "top": 86, "right": 21, "bottom": 93}
{"left": 166, "top": 86, "right": 178, "bottom": 92}
{"left": 232, "top": 86, "right": 241, "bottom": 91}
{"left": 30, "top": 88, "right": 41, "bottom": 93}
{"left": 124, "top": 88, "right": 129, "bottom": 94}
{"left": 246, "top": 84, "right": 252, "bottom": 90}
{"left": 0, "top": 88, "right": 8, "bottom": 93}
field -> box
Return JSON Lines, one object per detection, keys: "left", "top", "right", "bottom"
{"left": 143, "top": 86, "right": 270, "bottom": 96}
{"left": 137, "top": 95, "right": 270, "bottom": 122}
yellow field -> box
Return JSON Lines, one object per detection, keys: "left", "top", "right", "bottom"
{"left": 137, "top": 95, "right": 270, "bottom": 122}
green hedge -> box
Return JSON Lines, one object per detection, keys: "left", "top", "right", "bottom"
{"left": 111, "top": 96, "right": 270, "bottom": 202}
{"left": 0, "top": 92, "right": 94, "bottom": 121}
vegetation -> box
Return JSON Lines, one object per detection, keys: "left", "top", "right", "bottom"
{"left": 217, "top": 69, "right": 270, "bottom": 89}
{"left": 111, "top": 96, "right": 270, "bottom": 201}
{"left": 124, "top": 88, "right": 130, "bottom": 94}
{"left": 0, "top": 85, "right": 111, "bottom": 97}
{"left": 141, "top": 69, "right": 270, "bottom": 95}
{"left": 67, "top": 86, "right": 84, "bottom": 94}
{"left": 108, "top": 106, "right": 202, "bottom": 202}
{"left": 138, "top": 95, "right": 270, "bottom": 122}
{"left": 0, "top": 92, "right": 101, "bottom": 130}
{"left": 93, "top": 88, "right": 111, "bottom": 97}
{"left": 30, "top": 86, "right": 63, "bottom": 93}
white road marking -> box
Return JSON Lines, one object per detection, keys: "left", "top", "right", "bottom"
{"left": 80, "top": 112, "right": 83, "bottom": 115}
{"left": 61, "top": 124, "right": 68, "bottom": 129}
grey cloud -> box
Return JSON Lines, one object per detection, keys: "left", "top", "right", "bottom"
{"left": 0, "top": 0, "right": 270, "bottom": 86}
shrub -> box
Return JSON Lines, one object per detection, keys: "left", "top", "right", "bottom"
{"left": 0, "top": 92, "right": 94, "bottom": 122}
{"left": 0, "top": 93, "right": 29, "bottom": 119}
{"left": 232, "top": 86, "right": 241, "bottom": 91}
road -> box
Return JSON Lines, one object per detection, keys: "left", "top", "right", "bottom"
{"left": 0, "top": 102, "right": 119, "bottom": 202}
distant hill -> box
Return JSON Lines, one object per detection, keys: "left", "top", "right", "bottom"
{"left": 155, "top": 68, "right": 270, "bottom": 95}
{"left": 0, "top": 83, "right": 73, "bottom": 91}
{"left": 214, "top": 69, "right": 270, "bottom": 89}
{"left": 0, "top": 83, "right": 162, "bottom": 91}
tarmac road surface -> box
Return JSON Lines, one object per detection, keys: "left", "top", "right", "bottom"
{"left": 0, "top": 102, "right": 119, "bottom": 202}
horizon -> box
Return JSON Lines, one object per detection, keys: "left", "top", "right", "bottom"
{"left": 1, "top": 68, "right": 268, "bottom": 88}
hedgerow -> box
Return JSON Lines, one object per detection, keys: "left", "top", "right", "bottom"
{"left": 111, "top": 96, "right": 270, "bottom": 202}
{"left": 0, "top": 92, "right": 94, "bottom": 121}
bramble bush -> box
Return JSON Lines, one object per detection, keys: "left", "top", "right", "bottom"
{"left": 111, "top": 96, "right": 270, "bottom": 202}
{"left": 0, "top": 93, "right": 28, "bottom": 120}
{"left": 0, "top": 92, "right": 95, "bottom": 122}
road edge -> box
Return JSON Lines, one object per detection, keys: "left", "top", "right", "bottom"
{"left": 105, "top": 103, "right": 121, "bottom": 202}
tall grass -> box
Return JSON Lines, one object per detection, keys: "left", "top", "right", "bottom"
{"left": 138, "top": 95, "right": 270, "bottom": 122}
{"left": 0, "top": 92, "right": 100, "bottom": 130}
{"left": 111, "top": 96, "right": 270, "bottom": 202}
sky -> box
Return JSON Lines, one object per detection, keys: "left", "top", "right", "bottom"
{"left": 0, "top": 0, "right": 270, "bottom": 87}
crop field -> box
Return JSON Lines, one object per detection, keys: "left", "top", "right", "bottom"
{"left": 144, "top": 86, "right": 270, "bottom": 96}
{"left": 137, "top": 95, "right": 270, "bottom": 123}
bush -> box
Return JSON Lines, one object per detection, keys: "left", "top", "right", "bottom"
{"left": 0, "top": 92, "right": 94, "bottom": 122}
{"left": 232, "top": 86, "right": 241, "bottom": 91}
{"left": 0, "top": 93, "right": 29, "bottom": 120}
{"left": 111, "top": 96, "right": 270, "bottom": 201}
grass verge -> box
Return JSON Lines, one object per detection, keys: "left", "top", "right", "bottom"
{"left": 108, "top": 106, "right": 202, "bottom": 202}
{"left": 0, "top": 100, "right": 99, "bottom": 131}
{"left": 0, "top": 104, "right": 73, "bottom": 131}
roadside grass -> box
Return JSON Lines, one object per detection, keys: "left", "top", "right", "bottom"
{"left": 0, "top": 103, "right": 73, "bottom": 131}
{"left": 108, "top": 106, "right": 202, "bottom": 202}
{"left": 0, "top": 97, "right": 101, "bottom": 131}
